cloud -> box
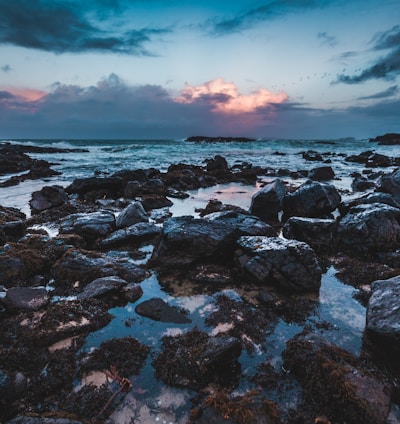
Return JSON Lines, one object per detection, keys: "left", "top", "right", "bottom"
{"left": 1, "top": 64, "right": 12, "bottom": 72}
{"left": 206, "top": 0, "right": 333, "bottom": 35}
{"left": 0, "top": 0, "right": 170, "bottom": 54}
{"left": 175, "top": 78, "right": 288, "bottom": 114}
{"left": 357, "top": 85, "right": 399, "bottom": 100}
{"left": 0, "top": 73, "right": 399, "bottom": 140}
{"left": 317, "top": 31, "right": 337, "bottom": 47}
{"left": 336, "top": 25, "right": 400, "bottom": 84}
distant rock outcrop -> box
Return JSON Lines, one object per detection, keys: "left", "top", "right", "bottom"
{"left": 369, "top": 133, "right": 400, "bottom": 145}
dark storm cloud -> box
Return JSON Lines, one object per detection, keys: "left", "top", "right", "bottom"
{"left": 336, "top": 25, "right": 400, "bottom": 84}
{"left": 0, "top": 0, "right": 170, "bottom": 54}
{"left": 207, "top": 0, "right": 333, "bottom": 35}
{"left": 357, "top": 85, "right": 399, "bottom": 100}
{"left": 0, "top": 90, "right": 15, "bottom": 100}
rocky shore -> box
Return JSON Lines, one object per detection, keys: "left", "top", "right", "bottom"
{"left": 0, "top": 141, "right": 400, "bottom": 423}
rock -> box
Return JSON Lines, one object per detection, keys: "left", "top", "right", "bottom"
{"left": 150, "top": 216, "right": 237, "bottom": 269}
{"left": 283, "top": 217, "right": 338, "bottom": 252}
{"left": 0, "top": 220, "right": 25, "bottom": 245}
{"left": 140, "top": 195, "right": 173, "bottom": 211}
{"left": 135, "top": 297, "right": 191, "bottom": 324}
{"left": 3, "top": 287, "right": 49, "bottom": 311}
{"left": 77, "top": 276, "right": 128, "bottom": 300}
{"left": 121, "top": 283, "right": 143, "bottom": 303}
{"left": 197, "top": 199, "right": 246, "bottom": 217}
{"left": 6, "top": 418, "right": 82, "bottom": 424}
{"left": 345, "top": 150, "right": 394, "bottom": 167}
{"left": 152, "top": 329, "right": 242, "bottom": 389}
{"left": 249, "top": 179, "right": 286, "bottom": 223}
{"left": 115, "top": 201, "right": 148, "bottom": 228}
{"left": 308, "top": 166, "right": 335, "bottom": 181}
{"left": 370, "top": 133, "right": 400, "bottom": 145}
{"left": 351, "top": 175, "right": 376, "bottom": 191}
{"left": 235, "top": 236, "right": 322, "bottom": 293}
{"left": 339, "top": 192, "right": 400, "bottom": 216}
{"left": 282, "top": 180, "right": 341, "bottom": 219}
{"left": 338, "top": 203, "right": 400, "bottom": 253}
{"left": 366, "top": 275, "right": 400, "bottom": 349}
{"left": 377, "top": 168, "right": 400, "bottom": 201}
{"left": 0, "top": 370, "right": 26, "bottom": 402}
{"left": 60, "top": 211, "right": 115, "bottom": 240}
{"left": 29, "top": 185, "right": 68, "bottom": 214}
{"left": 51, "top": 248, "right": 147, "bottom": 291}
{"left": 99, "top": 222, "right": 161, "bottom": 248}
{"left": 66, "top": 176, "right": 123, "bottom": 200}
{"left": 283, "top": 332, "right": 391, "bottom": 424}
{"left": 205, "top": 155, "right": 228, "bottom": 172}
{"left": 206, "top": 211, "right": 276, "bottom": 237}
{"left": 302, "top": 150, "right": 323, "bottom": 161}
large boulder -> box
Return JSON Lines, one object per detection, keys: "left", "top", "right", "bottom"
{"left": 77, "top": 276, "right": 128, "bottom": 300}
{"left": 338, "top": 203, "right": 400, "bottom": 253}
{"left": 366, "top": 275, "right": 400, "bottom": 350}
{"left": 3, "top": 287, "right": 49, "bottom": 311}
{"left": 283, "top": 217, "right": 338, "bottom": 252}
{"left": 150, "top": 216, "right": 238, "bottom": 269}
{"left": 249, "top": 179, "right": 286, "bottom": 223}
{"left": 29, "top": 185, "right": 68, "bottom": 214}
{"left": 152, "top": 329, "right": 241, "bottom": 389}
{"left": 0, "top": 205, "right": 26, "bottom": 245}
{"left": 66, "top": 176, "right": 123, "bottom": 200}
{"left": 282, "top": 180, "right": 341, "bottom": 219}
{"left": 283, "top": 332, "right": 391, "bottom": 424}
{"left": 60, "top": 211, "right": 116, "bottom": 241}
{"left": 308, "top": 165, "right": 335, "bottom": 181}
{"left": 115, "top": 201, "right": 148, "bottom": 228}
{"left": 135, "top": 297, "right": 192, "bottom": 324}
{"left": 377, "top": 168, "right": 400, "bottom": 201}
{"left": 339, "top": 192, "right": 400, "bottom": 216}
{"left": 206, "top": 211, "right": 276, "bottom": 237}
{"left": 235, "top": 236, "right": 322, "bottom": 293}
{"left": 99, "top": 222, "right": 161, "bottom": 248}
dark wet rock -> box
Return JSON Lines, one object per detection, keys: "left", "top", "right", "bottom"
{"left": 66, "top": 176, "right": 123, "bottom": 200}
{"left": 345, "top": 150, "right": 394, "bottom": 167}
{"left": 60, "top": 211, "right": 115, "bottom": 240}
{"left": 351, "top": 175, "right": 376, "bottom": 191}
{"left": 77, "top": 276, "right": 128, "bottom": 300}
{"left": 135, "top": 297, "right": 191, "bottom": 323}
{"left": 99, "top": 222, "right": 161, "bottom": 248}
{"left": 302, "top": 150, "right": 323, "bottom": 161}
{"left": 51, "top": 248, "right": 147, "bottom": 293}
{"left": 79, "top": 337, "right": 149, "bottom": 377}
{"left": 121, "top": 282, "right": 143, "bottom": 303}
{"left": 197, "top": 199, "right": 247, "bottom": 217}
{"left": 377, "top": 168, "right": 400, "bottom": 201}
{"left": 283, "top": 217, "right": 338, "bottom": 252}
{"left": 339, "top": 192, "right": 400, "bottom": 216}
{"left": 283, "top": 332, "right": 391, "bottom": 424}
{"left": 150, "top": 216, "right": 237, "bottom": 269}
{"left": 282, "top": 180, "right": 341, "bottom": 219}
{"left": 29, "top": 185, "right": 68, "bottom": 214}
{"left": 249, "top": 179, "right": 286, "bottom": 223}
{"left": 3, "top": 287, "right": 49, "bottom": 311}
{"left": 206, "top": 211, "right": 276, "bottom": 237}
{"left": 308, "top": 165, "right": 335, "bottom": 181}
{"left": 338, "top": 203, "right": 400, "bottom": 253}
{"left": 0, "top": 370, "right": 26, "bottom": 403}
{"left": 153, "top": 328, "right": 242, "bottom": 389}
{"left": 140, "top": 194, "right": 173, "bottom": 211}
{"left": 0, "top": 234, "right": 69, "bottom": 287}
{"left": 115, "top": 201, "right": 148, "bottom": 228}
{"left": 0, "top": 206, "right": 26, "bottom": 244}
{"left": 235, "top": 236, "right": 322, "bottom": 293}
{"left": 370, "top": 133, "right": 400, "bottom": 145}
{"left": 366, "top": 275, "right": 400, "bottom": 350}
{"left": 162, "top": 163, "right": 213, "bottom": 191}
{"left": 205, "top": 155, "right": 228, "bottom": 172}
{"left": 189, "top": 264, "right": 234, "bottom": 285}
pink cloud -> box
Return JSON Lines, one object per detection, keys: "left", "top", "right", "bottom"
{"left": 175, "top": 77, "right": 288, "bottom": 114}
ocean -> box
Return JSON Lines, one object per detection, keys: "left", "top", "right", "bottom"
{"left": 1, "top": 137, "right": 398, "bottom": 215}
{"left": 1, "top": 137, "right": 399, "bottom": 423}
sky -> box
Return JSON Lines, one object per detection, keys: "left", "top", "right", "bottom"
{"left": 0, "top": 0, "right": 400, "bottom": 140}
